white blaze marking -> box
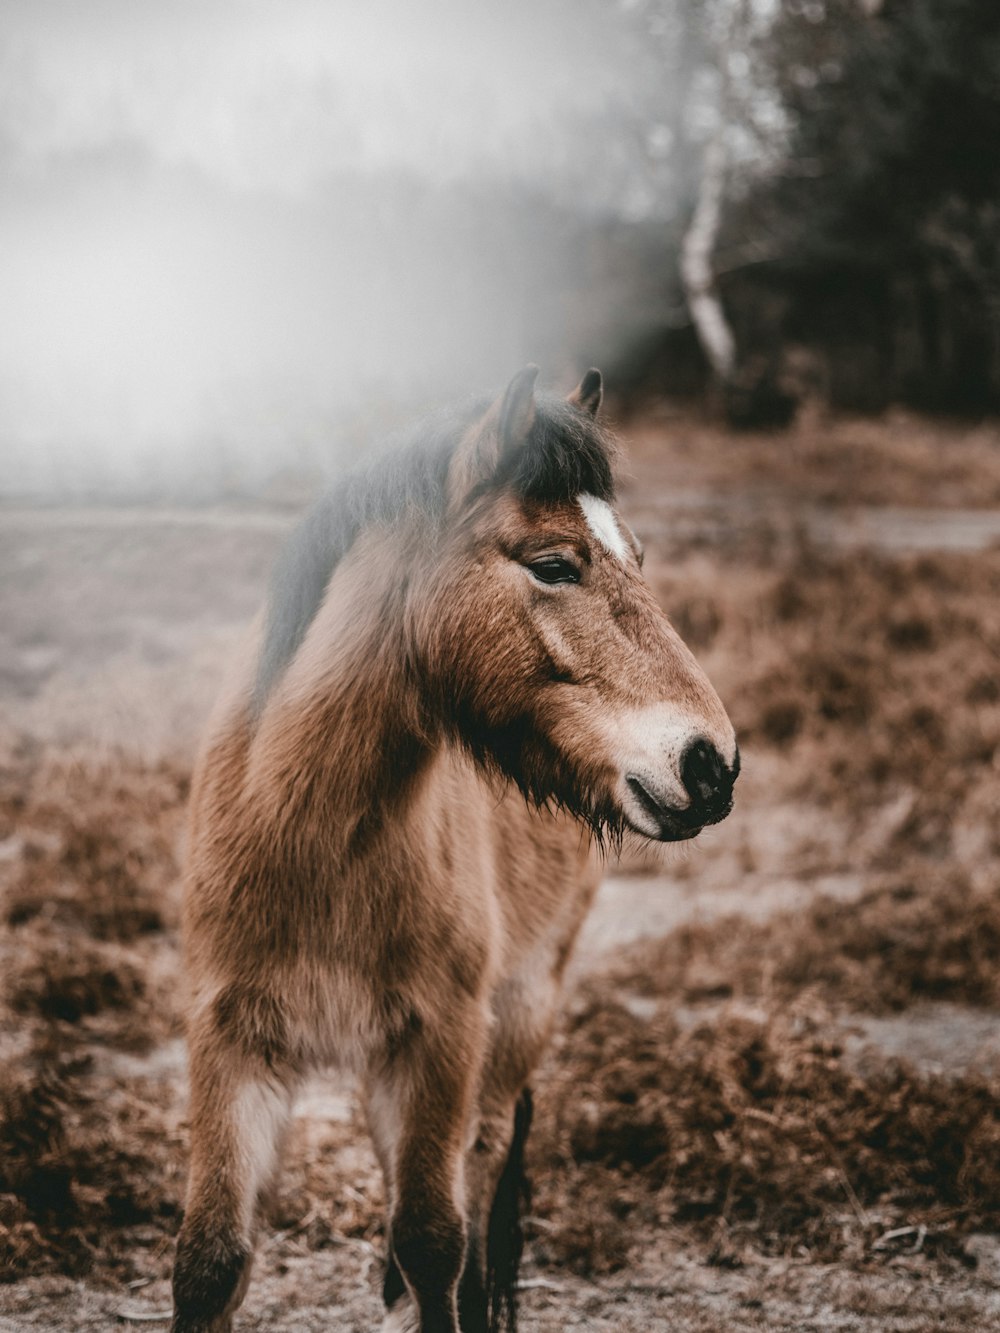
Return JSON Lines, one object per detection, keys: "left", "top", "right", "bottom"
{"left": 578, "top": 493, "right": 629, "bottom": 562}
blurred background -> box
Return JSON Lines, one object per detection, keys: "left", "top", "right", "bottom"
{"left": 2, "top": 3, "right": 1000, "bottom": 1330}
{"left": 3, "top": 0, "right": 997, "bottom": 498}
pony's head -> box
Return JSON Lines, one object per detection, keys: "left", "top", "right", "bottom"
{"left": 412, "top": 366, "right": 738, "bottom": 845}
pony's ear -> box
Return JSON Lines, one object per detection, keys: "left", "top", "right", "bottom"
{"left": 568, "top": 367, "right": 603, "bottom": 417}
{"left": 447, "top": 365, "right": 539, "bottom": 506}
{"left": 498, "top": 363, "right": 539, "bottom": 448}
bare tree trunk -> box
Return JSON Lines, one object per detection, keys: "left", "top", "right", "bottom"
{"left": 680, "top": 130, "right": 736, "bottom": 384}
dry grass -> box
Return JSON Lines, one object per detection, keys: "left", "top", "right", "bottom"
{"left": 0, "top": 744, "right": 188, "bottom": 1281}
{"left": 0, "top": 1041, "right": 183, "bottom": 1281}
{"left": 532, "top": 1006, "right": 1000, "bottom": 1274}
{"left": 615, "top": 870, "right": 1000, "bottom": 1015}
{"left": 0, "top": 747, "right": 186, "bottom": 942}
{"left": 530, "top": 921, "right": 1000, "bottom": 1277}
{"left": 655, "top": 542, "right": 1000, "bottom": 811}
{"left": 623, "top": 409, "right": 1000, "bottom": 509}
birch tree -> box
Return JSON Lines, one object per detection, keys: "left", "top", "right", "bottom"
{"left": 679, "top": 0, "right": 763, "bottom": 391}
{"left": 681, "top": 127, "right": 736, "bottom": 383}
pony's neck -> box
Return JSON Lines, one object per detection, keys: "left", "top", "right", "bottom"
{"left": 248, "top": 528, "right": 432, "bottom": 860}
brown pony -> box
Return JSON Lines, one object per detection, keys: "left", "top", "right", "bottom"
{"left": 170, "top": 367, "right": 738, "bottom": 1333}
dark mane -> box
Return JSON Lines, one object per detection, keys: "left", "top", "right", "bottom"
{"left": 254, "top": 391, "right": 617, "bottom": 705}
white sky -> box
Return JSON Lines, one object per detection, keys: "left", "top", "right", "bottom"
{"left": 1, "top": 1, "right": 627, "bottom": 191}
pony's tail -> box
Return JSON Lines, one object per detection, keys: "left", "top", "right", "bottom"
{"left": 485, "top": 1087, "right": 533, "bottom": 1333}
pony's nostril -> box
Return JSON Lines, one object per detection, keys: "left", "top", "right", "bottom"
{"left": 680, "top": 737, "right": 729, "bottom": 813}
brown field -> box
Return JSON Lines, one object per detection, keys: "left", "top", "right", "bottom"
{"left": 2, "top": 410, "right": 1000, "bottom": 1330}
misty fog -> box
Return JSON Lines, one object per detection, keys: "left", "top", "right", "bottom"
{"left": 0, "top": 0, "right": 664, "bottom": 497}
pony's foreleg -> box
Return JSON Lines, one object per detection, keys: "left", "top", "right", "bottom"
{"left": 371, "top": 1008, "right": 486, "bottom": 1333}
{"left": 171, "top": 1030, "right": 295, "bottom": 1333}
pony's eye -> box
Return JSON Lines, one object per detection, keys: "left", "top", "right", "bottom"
{"left": 529, "top": 557, "right": 580, "bottom": 585}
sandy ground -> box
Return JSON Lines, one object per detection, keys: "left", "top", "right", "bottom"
{"left": 3, "top": 409, "right": 1000, "bottom": 1329}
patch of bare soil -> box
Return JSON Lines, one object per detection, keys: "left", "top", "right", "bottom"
{"left": 2, "top": 414, "right": 1000, "bottom": 1328}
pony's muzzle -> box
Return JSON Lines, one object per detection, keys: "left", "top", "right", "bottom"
{"left": 624, "top": 737, "right": 738, "bottom": 842}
